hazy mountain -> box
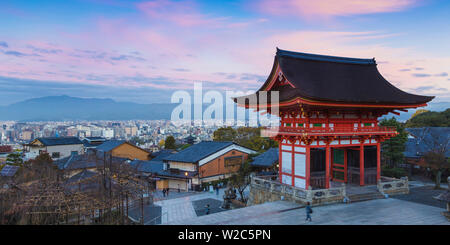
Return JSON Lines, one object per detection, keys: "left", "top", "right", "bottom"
{"left": 381, "top": 101, "right": 450, "bottom": 122}
{"left": 0, "top": 95, "right": 178, "bottom": 121}
{"left": 0, "top": 95, "right": 447, "bottom": 122}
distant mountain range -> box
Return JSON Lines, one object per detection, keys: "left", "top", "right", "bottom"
{"left": 381, "top": 101, "right": 450, "bottom": 122}
{"left": 0, "top": 95, "right": 448, "bottom": 122}
{"left": 0, "top": 95, "right": 178, "bottom": 121}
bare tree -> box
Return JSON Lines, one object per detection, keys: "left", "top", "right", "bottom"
{"left": 411, "top": 127, "right": 449, "bottom": 189}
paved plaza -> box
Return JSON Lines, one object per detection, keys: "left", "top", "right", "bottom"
{"left": 154, "top": 188, "right": 228, "bottom": 224}
{"left": 151, "top": 181, "right": 449, "bottom": 225}
{"left": 167, "top": 198, "right": 449, "bottom": 225}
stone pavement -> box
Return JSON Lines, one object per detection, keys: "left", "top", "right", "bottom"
{"left": 154, "top": 188, "right": 227, "bottom": 224}
{"left": 166, "top": 198, "right": 449, "bottom": 225}
{"left": 392, "top": 186, "right": 447, "bottom": 209}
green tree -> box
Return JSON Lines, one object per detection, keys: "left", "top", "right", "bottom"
{"left": 164, "top": 135, "right": 176, "bottom": 149}
{"left": 379, "top": 117, "right": 408, "bottom": 167}
{"left": 213, "top": 127, "right": 237, "bottom": 141}
{"left": 6, "top": 151, "right": 23, "bottom": 166}
{"left": 130, "top": 136, "right": 144, "bottom": 145}
{"left": 405, "top": 108, "right": 450, "bottom": 127}
{"left": 213, "top": 127, "right": 278, "bottom": 152}
{"left": 229, "top": 155, "right": 256, "bottom": 202}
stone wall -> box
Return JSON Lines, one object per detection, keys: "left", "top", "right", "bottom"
{"left": 377, "top": 176, "right": 409, "bottom": 196}
{"left": 248, "top": 176, "right": 346, "bottom": 207}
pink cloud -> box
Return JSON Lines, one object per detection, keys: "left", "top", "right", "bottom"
{"left": 136, "top": 0, "right": 225, "bottom": 27}
{"left": 258, "top": 0, "right": 419, "bottom": 19}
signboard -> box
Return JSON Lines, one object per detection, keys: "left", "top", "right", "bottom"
{"left": 224, "top": 156, "right": 243, "bottom": 168}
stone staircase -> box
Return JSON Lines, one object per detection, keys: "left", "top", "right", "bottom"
{"left": 347, "top": 191, "right": 385, "bottom": 203}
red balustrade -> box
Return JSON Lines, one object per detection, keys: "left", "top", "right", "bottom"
{"left": 262, "top": 126, "right": 397, "bottom": 137}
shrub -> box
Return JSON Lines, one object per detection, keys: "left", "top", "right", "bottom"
{"left": 381, "top": 165, "right": 406, "bottom": 178}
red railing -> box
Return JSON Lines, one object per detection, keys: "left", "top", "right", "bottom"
{"left": 262, "top": 126, "right": 397, "bottom": 137}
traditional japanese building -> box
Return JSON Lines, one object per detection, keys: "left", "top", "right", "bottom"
{"left": 234, "top": 48, "right": 434, "bottom": 190}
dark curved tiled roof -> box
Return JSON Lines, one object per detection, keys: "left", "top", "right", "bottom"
{"left": 405, "top": 127, "right": 450, "bottom": 158}
{"left": 250, "top": 148, "right": 279, "bottom": 167}
{"left": 235, "top": 48, "right": 434, "bottom": 106}
{"left": 95, "top": 140, "right": 126, "bottom": 152}
{"left": 36, "top": 137, "right": 82, "bottom": 146}
{"left": 163, "top": 141, "right": 234, "bottom": 163}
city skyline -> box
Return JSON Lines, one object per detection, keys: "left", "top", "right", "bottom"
{"left": 1, "top": 0, "right": 450, "bottom": 106}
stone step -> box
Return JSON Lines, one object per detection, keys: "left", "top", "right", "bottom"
{"left": 348, "top": 192, "right": 385, "bottom": 203}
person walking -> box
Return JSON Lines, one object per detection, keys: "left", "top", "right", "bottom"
{"left": 216, "top": 185, "right": 219, "bottom": 196}
{"left": 162, "top": 188, "right": 166, "bottom": 197}
{"left": 166, "top": 188, "right": 169, "bottom": 196}
{"left": 305, "top": 202, "right": 313, "bottom": 222}
{"left": 205, "top": 204, "right": 210, "bottom": 215}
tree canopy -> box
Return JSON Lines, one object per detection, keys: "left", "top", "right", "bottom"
{"left": 405, "top": 108, "right": 450, "bottom": 127}
{"left": 213, "top": 127, "right": 278, "bottom": 152}
{"left": 6, "top": 151, "right": 23, "bottom": 166}
{"left": 379, "top": 117, "right": 408, "bottom": 167}
{"left": 164, "top": 135, "right": 176, "bottom": 149}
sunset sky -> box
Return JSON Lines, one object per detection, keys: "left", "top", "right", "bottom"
{"left": 1, "top": 0, "right": 449, "bottom": 105}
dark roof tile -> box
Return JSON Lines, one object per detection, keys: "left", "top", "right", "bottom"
{"left": 163, "top": 141, "right": 234, "bottom": 163}
{"left": 251, "top": 148, "right": 279, "bottom": 167}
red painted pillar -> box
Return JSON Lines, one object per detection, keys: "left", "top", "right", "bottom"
{"left": 306, "top": 146, "right": 310, "bottom": 189}
{"left": 376, "top": 142, "right": 381, "bottom": 181}
{"left": 292, "top": 144, "right": 295, "bottom": 186}
{"left": 279, "top": 143, "right": 282, "bottom": 183}
{"left": 325, "top": 145, "right": 330, "bottom": 189}
{"left": 359, "top": 144, "right": 364, "bottom": 186}
{"left": 344, "top": 149, "right": 348, "bottom": 183}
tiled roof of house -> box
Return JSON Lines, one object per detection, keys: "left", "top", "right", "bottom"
{"left": 55, "top": 153, "right": 127, "bottom": 170}
{"left": 95, "top": 140, "right": 126, "bottom": 152}
{"left": 163, "top": 141, "right": 235, "bottom": 163}
{"left": 129, "top": 159, "right": 164, "bottom": 173}
{"left": 405, "top": 127, "right": 450, "bottom": 158}
{"left": 129, "top": 159, "right": 196, "bottom": 179}
{"left": 35, "top": 137, "right": 82, "bottom": 146}
{"left": 0, "top": 165, "right": 20, "bottom": 177}
{"left": 0, "top": 145, "right": 13, "bottom": 153}
{"left": 82, "top": 137, "right": 107, "bottom": 148}
{"left": 65, "top": 169, "right": 98, "bottom": 184}
{"left": 250, "top": 148, "right": 279, "bottom": 167}
{"left": 151, "top": 149, "right": 176, "bottom": 161}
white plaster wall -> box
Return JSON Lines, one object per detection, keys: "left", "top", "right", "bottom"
{"left": 295, "top": 178, "right": 306, "bottom": 189}
{"left": 282, "top": 174, "right": 292, "bottom": 185}
{"left": 294, "top": 153, "right": 306, "bottom": 177}
{"left": 281, "top": 151, "right": 292, "bottom": 174}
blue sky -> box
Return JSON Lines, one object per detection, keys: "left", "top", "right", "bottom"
{"left": 0, "top": 0, "right": 449, "bottom": 105}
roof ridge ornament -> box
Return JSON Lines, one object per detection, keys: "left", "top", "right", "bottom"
{"left": 276, "top": 48, "right": 376, "bottom": 65}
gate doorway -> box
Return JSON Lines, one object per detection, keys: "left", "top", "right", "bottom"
{"left": 331, "top": 148, "right": 347, "bottom": 182}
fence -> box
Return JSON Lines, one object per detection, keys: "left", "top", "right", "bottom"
{"left": 377, "top": 176, "right": 409, "bottom": 195}
{"left": 250, "top": 175, "right": 345, "bottom": 205}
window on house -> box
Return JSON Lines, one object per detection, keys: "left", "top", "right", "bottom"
{"left": 313, "top": 123, "right": 322, "bottom": 127}
{"left": 364, "top": 123, "right": 372, "bottom": 127}
{"left": 298, "top": 123, "right": 303, "bottom": 127}
{"left": 286, "top": 123, "right": 291, "bottom": 127}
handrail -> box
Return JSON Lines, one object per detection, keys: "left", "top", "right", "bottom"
{"left": 262, "top": 126, "right": 397, "bottom": 136}
{"left": 251, "top": 175, "right": 345, "bottom": 202}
